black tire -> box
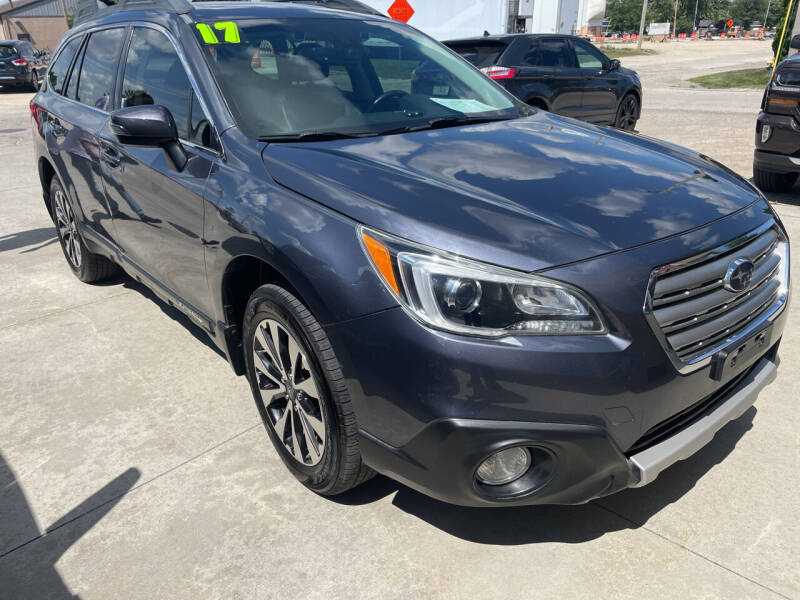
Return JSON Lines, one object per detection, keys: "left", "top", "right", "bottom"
{"left": 527, "top": 98, "right": 548, "bottom": 111}
{"left": 243, "top": 283, "right": 373, "bottom": 496}
{"left": 50, "top": 177, "right": 118, "bottom": 283}
{"left": 614, "top": 93, "right": 639, "bottom": 131}
{"left": 30, "top": 71, "right": 40, "bottom": 92}
{"left": 752, "top": 166, "right": 798, "bottom": 193}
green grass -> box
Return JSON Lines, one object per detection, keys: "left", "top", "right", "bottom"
{"left": 689, "top": 67, "right": 772, "bottom": 89}
{"left": 598, "top": 46, "right": 657, "bottom": 59}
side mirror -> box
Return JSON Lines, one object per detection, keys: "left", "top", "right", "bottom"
{"left": 608, "top": 59, "right": 621, "bottom": 71}
{"left": 790, "top": 35, "right": 800, "bottom": 50}
{"left": 110, "top": 104, "right": 187, "bottom": 171}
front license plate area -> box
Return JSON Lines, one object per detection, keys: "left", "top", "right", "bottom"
{"left": 710, "top": 322, "right": 773, "bottom": 381}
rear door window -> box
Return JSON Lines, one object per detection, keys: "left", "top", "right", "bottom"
{"left": 75, "top": 28, "right": 125, "bottom": 111}
{"left": 523, "top": 38, "right": 574, "bottom": 68}
{"left": 47, "top": 36, "right": 81, "bottom": 94}
{"left": 446, "top": 41, "right": 507, "bottom": 68}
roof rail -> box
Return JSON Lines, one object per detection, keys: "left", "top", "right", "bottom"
{"left": 73, "top": 0, "right": 192, "bottom": 27}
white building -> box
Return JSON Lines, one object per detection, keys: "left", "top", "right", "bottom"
{"left": 360, "top": 0, "right": 606, "bottom": 41}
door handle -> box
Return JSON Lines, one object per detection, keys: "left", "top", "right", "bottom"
{"left": 49, "top": 118, "right": 65, "bottom": 137}
{"left": 101, "top": 145, "right": 121, "bottom": 168}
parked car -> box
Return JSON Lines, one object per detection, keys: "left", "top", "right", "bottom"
{"left": 444, "top": 33, "right": 642, "bottom": 130}
{"left": 0, "top": 40, "right": 48, "bottom": 90}
{"left": 32, "top": 0, "right": 789, "bottom": 507}
{"left": 753, "top": 35, "right": 800, "bottom": 193}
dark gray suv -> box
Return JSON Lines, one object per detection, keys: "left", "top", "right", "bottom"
{"left": 31, "top": 0, "right": 789, "bottom": 507}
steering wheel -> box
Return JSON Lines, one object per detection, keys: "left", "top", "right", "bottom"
{"left": 370, "top": 89, "right": 410, "bottom": 112}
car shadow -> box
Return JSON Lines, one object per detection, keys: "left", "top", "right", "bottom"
{"left": 0, "top": 227, "right": 57, "bottom": 254}
{"left": 334, "top": 407, "right": 756, "bottom": 546}
{"left": 0, "top": 451, "right": 140, "bottom": 598}
{"left": 117, "top": 276, "right": 227, "bottom": 362}
{"left": 758, "top": 181, "right": 800, "bottom": 207}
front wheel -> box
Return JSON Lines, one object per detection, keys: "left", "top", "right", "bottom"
{"left": 614, "top": 94, "right": 639, "bottom": 131}
{"left": 753, "top": 166, "right": 798, "bottom": 193}
{"left": 243, "top": 284, "right": 373, "bottom": 496}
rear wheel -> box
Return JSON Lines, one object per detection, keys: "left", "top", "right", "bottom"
{"left": 50, "top": 178, "right": 117, "bottom": 283}
{"left": 30, "top": 70, "right": 39, "bottom": 91}
{"left": 614, "top": 94, "right": 639, "bottom": 131}
{"left": 243, "top": 284, "right": 373, "bottom": 496}
{"left": 753, "top": 166, "right": 798, "bottom": 193}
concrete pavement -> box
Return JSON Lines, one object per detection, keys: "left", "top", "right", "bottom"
{"left": 1, "top": 40, "right": 799, "bottom": 600}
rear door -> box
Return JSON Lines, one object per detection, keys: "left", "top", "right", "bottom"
{"left": 44, "top": 28, "right": 126, "bottom": 246}
{"left": 514, "top": 37, "right": 586, "bottom": 117}
{"left": 101, "top": 25, "right": 217, "bottom": 317}
{"left": 570, "top": 38, "right": 617, "bottom": 124}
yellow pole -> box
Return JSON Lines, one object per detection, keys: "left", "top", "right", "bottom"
{"left": 775, "top": 0, "right": 797, "bottom": 64}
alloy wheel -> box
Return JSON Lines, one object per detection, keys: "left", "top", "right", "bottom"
{"left": 618, "top": 96, "right": 638, "bottom": 131}
{"left": 252, "top": 318, "right": 326, "bottom": 466}
{"left": 54, "top": 189, "right": 82, "bottom": 268}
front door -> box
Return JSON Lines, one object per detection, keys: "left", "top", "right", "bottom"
{"left": 516, "top": 37, "right": 586, "bottom": 118}
{"left": 101, "top": 26, "right": 218, "bottom": 318}
{"left": 571, "top": 39, "right": 618, "bottom": 125}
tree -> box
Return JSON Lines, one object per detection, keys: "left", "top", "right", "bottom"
{"left": 773, "top": 0, "right": 798, "bottom": 63}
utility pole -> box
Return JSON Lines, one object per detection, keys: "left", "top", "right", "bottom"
{"left": 59, "top": 0, "right": 70, "bottom": 28}
{"left": 637, "top": 0, "right": 648, "bottom": 50}
{"left": 693, "top": 0, "right": 699, "bottom": 30}
{"left": 764, "top": 0, "right": 772, "bottom": 28}
{"left": 673, "top": 0, "right": 678, "bottom": 37}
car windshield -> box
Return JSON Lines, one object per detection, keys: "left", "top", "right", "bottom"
{"left": 0, "top": 46, "right": 18, "bottom": 59}
{"left": 193, "top": 17, "right": 522, "bottom": 140}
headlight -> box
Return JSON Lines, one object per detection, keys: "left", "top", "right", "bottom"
{"left": 358, "top": 226, "right": 606, "bottom": 337}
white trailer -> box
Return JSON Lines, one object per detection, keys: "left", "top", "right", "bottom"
{"left": 359, "top": 0, "right": 605, "bottom": 41}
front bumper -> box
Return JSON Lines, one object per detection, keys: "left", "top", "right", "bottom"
{"left": 355, "top": 355, "right": 778, "bottom": 507}
{"left": 326, "top": 206, "right": 788, "bottom": 506}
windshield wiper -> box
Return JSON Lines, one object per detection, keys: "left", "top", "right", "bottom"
{"left": 377, "top": 115, "right": 513, "bottom": 136}
{"left": 259, "top": 131, "right": 374, "bottom": 142}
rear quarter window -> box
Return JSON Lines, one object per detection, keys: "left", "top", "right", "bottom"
{"left": 445, "top": 41, "right": 507, "bottom": 68}
{"left": 47, "top": 37, "right": 81, "bottom": 95}
{"left": 777, "top": 70, "right": 800, "bottom": 87}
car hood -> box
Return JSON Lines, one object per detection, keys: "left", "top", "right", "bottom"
{"left": 262, "top": 112, "right": 762, "bottom": 271}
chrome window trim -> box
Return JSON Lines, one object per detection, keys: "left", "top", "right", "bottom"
{"left": 643, "top": 218, "right": 790, "bottom": 375}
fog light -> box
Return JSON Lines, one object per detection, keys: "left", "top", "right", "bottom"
{"left": 761, "top": 124, "right": 772, "bottom": 144}
{"left": 476, "top": 447, "right": 531, "bottom": 485}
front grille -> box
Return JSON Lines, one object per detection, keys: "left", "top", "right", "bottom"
{"left": 646, "top": 221, "right": 787, "bottom": 366}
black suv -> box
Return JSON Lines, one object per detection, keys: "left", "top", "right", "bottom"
{"left": 445, "top": 34, "right": 642, "bottom": 130}
{"left": 0, "top": 40, "right": 48, "bottom": 90}
{"left": 31, "top": 0, "right": 789, "bottom": 507}
{"left": 754, "top": 35, "right": 800, "bottom": 193}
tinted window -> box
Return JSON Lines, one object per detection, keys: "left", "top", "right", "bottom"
{"left": 0, "top": 46, "right": 17, "bottom": 59}
{"left": 777, "top": 71, "right": 800, "bottom": 86}
{"left": 523, "top": 39, "right": 573, "bottom": 67}
{"left": 122, "top": 28, "right": 214, "bottom": 146}
{"left": 47, "top": 36, "right": 81, "bottom": 94}
{"left": 573, "top": 40, "right": 606, "bottom": 69}
{"left": 446, "top": 41, "right": 507, "bottom": 68}
{"left": 76, "top": 28, "right": 125, "bottom": 111}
